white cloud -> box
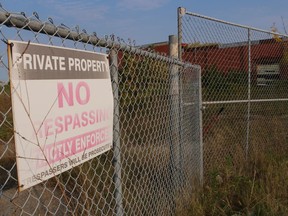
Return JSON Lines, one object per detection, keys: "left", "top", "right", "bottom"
{"left": 117, "top": 0, "right": 169, "bottom": 10}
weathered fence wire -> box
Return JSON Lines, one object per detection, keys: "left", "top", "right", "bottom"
{"left": 178, "top": 7, "right": 288, "bottom": 174}
{"left": 0, "top": 6, "right": 202, "bottom": 216}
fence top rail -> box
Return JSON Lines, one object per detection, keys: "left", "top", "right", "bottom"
{"left": 183, "top": 8, "right": 288, "bottom": 38}
{"left": 0, "top": 8, "right": 195, "bottom": 68}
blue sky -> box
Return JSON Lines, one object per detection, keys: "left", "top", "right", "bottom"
{"left": 1, "top": 0, "right": 288, "bottom": 46}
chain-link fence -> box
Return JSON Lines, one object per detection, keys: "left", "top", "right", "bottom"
{"left": 0, "top": 6, "right": 203, "bottom": 216}
{"left": 178, "top": 8, "right": 288, "bottom": 174}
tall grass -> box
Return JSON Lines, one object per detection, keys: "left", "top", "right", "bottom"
{"left": 177, "top": 151, "right": 288, "bottom": 216}
{"left": 176, "top": 72, "right": 288, "bottom": 215}
{"left": 176, "top": 70, "right": 288, "bottom": 215}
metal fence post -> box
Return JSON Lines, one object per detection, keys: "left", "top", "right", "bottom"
{"left": 193, "top": 66, "right": 204, "bottom": 185}
{"left": 246, "top": 28, "right": 251, "bottom": 159}
{"left": 110, "top": 49, "right": 124, "bottom": 216}
{"left": 178, "top": 6, "right": 204, "bottom": 186}
{"left": 177, "top": 8, "right": 186, "bottom": 186}
{"left": 183, "top": 65, "right": 203, "bottom": 186}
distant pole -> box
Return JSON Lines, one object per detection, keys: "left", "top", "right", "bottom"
{"left": 178, "top": 7, "right": 186, "bottom": 61}
{"left": 169, "top": 35, "right": 180, "bottom": 177}
{"left": 169, "top": 35, "right": 178, "bottom": 59}
{"left": 168, "top": 34, "right": 179, "bottom": 214}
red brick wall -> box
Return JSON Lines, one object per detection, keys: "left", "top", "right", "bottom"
{"left": 151, "top": 40, "right": 286, "bottom": 79}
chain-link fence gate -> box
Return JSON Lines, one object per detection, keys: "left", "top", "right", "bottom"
{"left": 0, "top": 6, "right": 203, "bottom": 216}
{"left": 178, "top": 7, "right": 288, "bottom": 174}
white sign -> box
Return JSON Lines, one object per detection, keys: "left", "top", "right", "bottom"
{"left": 8, "top": 40, "right": 113, "bottom": 191}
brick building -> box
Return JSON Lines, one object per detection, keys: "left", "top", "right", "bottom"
{"left": 144, "top": 38, "right": 288, "bottom": 83}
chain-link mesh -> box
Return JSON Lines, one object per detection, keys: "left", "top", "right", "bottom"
{"left": 0, "top": 6, "right": 202, "bottom": 216}
{"left": 179, "top": 9, "right": 288, "bottom": 173}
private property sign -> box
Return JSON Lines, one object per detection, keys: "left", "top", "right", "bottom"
{"left": 8, "top": 40, "right": 113, "bottom": 191}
